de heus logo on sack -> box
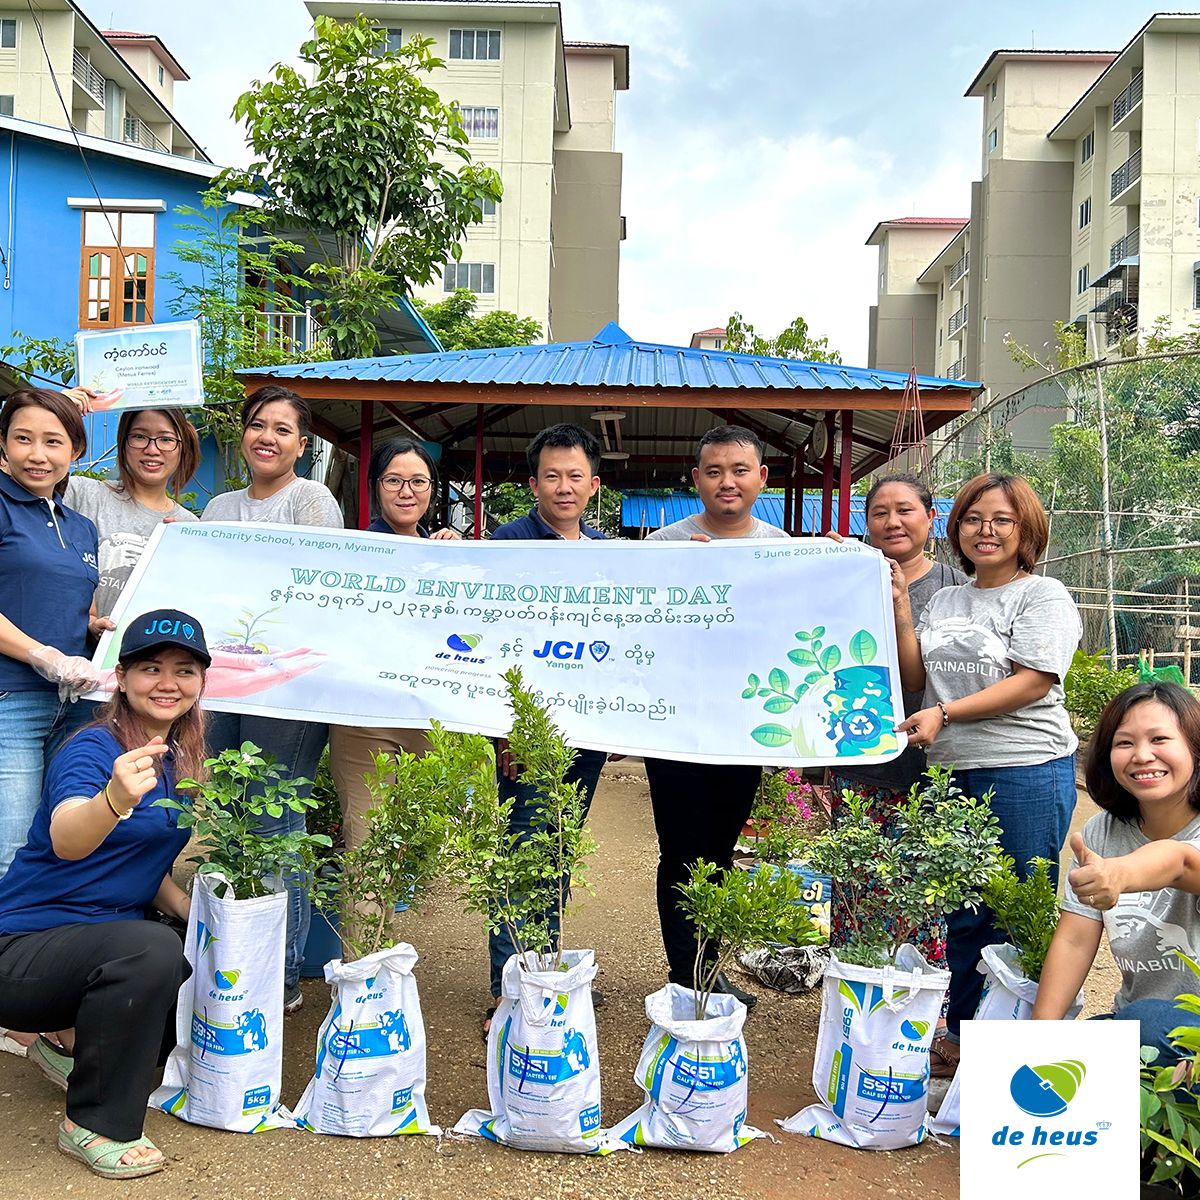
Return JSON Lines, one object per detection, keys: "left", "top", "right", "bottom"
{"left": 960, "top": 1020, "right": 1137, "bottom": 1194}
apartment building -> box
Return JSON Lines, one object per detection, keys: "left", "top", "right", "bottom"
{"left": 0, "top": 1, "right": 205, "bottom": 159}
{"left": 306, "top": 1, "right": 628, "bottom": 343}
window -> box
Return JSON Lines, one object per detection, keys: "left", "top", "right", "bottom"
{"left": 157, "top": 64, "right": 164, "bottom": 85}
{"left": 0, "top": 96, "right": 12, "bottom": 117}
{"left": 1194, "top": 272, "right": 1200, "bottom": 309}
{"left": 1079, "top": 197, "right": 1091, "bottom": 229}
{"left": 79, "top": 210, "right": 156, "bottom": 328}
{"left": 986, "top": 127, "right": 998, "bottom": 154}
{"left": 0, "top": 20, "right": 16, "bottom": 49}
{"left": 378, "top": 27, "right": 404, "bottom": 55}
{"left": 458, "top": 106, "right": 499, "bottom": 139}
{"left": 1081, "top": 131, "right": 1095, "bottom": 163}
{"left": 443, "top": 261, "right": 495, "bottom": 294}
{"left": 1077, "top": 264, "right": 1090, "bottom": 294}
{"left": 449, "top": 28, "right": 501, "bottom": 60}
{"left": 473, "top": 196, "right": 497, "bottom": 221}
{"left": 990, "top": 80, "right": 997, "bottom": 100}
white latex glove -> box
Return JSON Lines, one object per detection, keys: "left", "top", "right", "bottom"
{"left": 28, "top": 644, "right": 101, "bottom": 702}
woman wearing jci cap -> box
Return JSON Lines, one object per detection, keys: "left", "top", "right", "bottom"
{"left": 0, "top": 609, "right": 211, "bottom": 1180}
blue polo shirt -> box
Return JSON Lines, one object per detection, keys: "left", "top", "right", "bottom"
{"left": 0, "top": 470, "right": 98, "bottom": 692}
{"left": 491, "top": 507, "right": 605, "bottom": 541}
{"left": 367, "top": 517, "right": 429, "bottom": 537}
{"left": 0, "top": 727, "right": 189, "bottom": 935}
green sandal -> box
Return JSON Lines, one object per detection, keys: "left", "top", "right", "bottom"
{"left": 57, "top": 1122, "right": 164, "bottom": 1180}
{"left": 28, "top": 1036, "right": 72, "bottom": 1092}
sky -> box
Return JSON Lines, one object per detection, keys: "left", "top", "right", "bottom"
{"left": 89, "top": 0, "right": 1147, "bottom": 363}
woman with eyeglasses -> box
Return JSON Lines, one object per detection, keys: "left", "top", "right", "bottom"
{"left": 891, "top": 472, "right": 1081, "bottom": 1080}
{"left": 329, "top": 438, "right": 460, "bottom": 857}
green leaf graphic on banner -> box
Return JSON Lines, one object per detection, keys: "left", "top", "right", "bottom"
{"left": 850, "top": 630, "right": 877, "bottom": 665}
{"left": 751, "top": 724, "right": 793, "bottom": 748}
{"left": 788, "top": 647, "right": 817, "bottom": 666}
{"left": 768, "top": 668, "right": 790, "bottom": 693}
{"left": 820, "top": 645, "right": 841, "bottom": 672}
{"left": 763, "top": 695, "right": 795, "bottom": 714}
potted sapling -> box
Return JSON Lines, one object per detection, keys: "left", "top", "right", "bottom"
{"left": 781, "top": 766, "right": 1004, "bottom": 1150}
{"left": 151, "top": 741, "right": 334, "bottom": 1133}
{"left": 448, "top": 669, "right": 613, "bottom": 1154}
{"left": 931, "top": 855, "right": 1086, "bottom": 1137}
{"left": 293, "top": 735, "right": 452, "bottom": 1137}
{"left": 611, "top": 858, "right": 821, "bottom": 1152}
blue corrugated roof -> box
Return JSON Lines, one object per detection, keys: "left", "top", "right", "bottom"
{"left": 621, "top": 492, "right": 953, "bottom": 538}
{"left": 245, "top": 322, "right": 982, "bottom": 391}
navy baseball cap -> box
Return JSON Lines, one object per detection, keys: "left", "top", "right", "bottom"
{"left": 120, "top": 609, "right": 211, "bottom": 667}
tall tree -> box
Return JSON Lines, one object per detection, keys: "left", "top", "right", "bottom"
{"left": 723, "top": 311, "right": 841, "bottom": 363}
{"left": 413, "top": 289, "right": 541, "bottom": 351}
{"left": 226, "top": 16, "right": 502, "bottom": 360}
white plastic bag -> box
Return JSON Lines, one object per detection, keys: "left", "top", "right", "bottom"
{"left": 453, "top": 949, "right": 616, "bottom": 1153}
{"left": 608, "top": 983, "right": 763, "bottom": 1153}
{"left": 929, "top": 943, "right": 1085, "bottom": 1137}
{"left": 151, "top": 872, "right": 291, "bottom": 1132}
{"left": 293, "top": 943, "right": 437, "bottom": 1137}
{"left": 781, "top": 945, "right": 949, "bottom": 1150}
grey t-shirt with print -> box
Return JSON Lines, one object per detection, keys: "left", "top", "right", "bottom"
{"left": 645, "top": 515, "right": 791, "bottom": 542}
{"left": 1063, "top": 810, "right": 1200, "bottom": 1012}
{"left": 64, "top": 476, "right": 197, "bottom": 619}
{"left": 201, "top": 477, "right": 343, "bottom": 528}
{"left": 917, "top": 574, "right": 1081, "bottom": 768}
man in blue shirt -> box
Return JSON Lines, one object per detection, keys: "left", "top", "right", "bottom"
{"left": 485, "top": 425, "right": 608, "bottom": 1031}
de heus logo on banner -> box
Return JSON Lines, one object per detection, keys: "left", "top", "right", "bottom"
{"left": 960, "top": 1019, "right": 1138, "bottom": 1196}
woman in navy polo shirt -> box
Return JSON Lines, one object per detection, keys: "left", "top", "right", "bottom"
{"left": 0, "top": 609, "right": 209, "bottom": 1180}
{"left": 0, "top": 391, "right": 101, "bottom": 880}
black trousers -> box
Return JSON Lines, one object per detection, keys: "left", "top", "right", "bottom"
{"left": 0, "top": 920, "right": 189, "bottom": 1141}
{"left": 644, "top": 758, "right": 761, "bottom": 985}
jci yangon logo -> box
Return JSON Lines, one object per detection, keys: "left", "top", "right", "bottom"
{"left": 1009, "top": 1060, "right": 1086, "bottom": 1118}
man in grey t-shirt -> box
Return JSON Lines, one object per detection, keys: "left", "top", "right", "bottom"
{"left": 643, "top": 425, "right": 789, "bottom": 1008}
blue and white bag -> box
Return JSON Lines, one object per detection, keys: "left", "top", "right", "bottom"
{"left": 929, "top": 943, "right": 1085, "bottom": 1137}
{"left": 781, "top": 945, "right": 949, "bottom": 1150}
{"left": 608, "top": 983, "right": 763, "bottom": 1152}
{"left": 453, "top": 949, "right": 616, "bottom": 1153}
{"left": 293, "top": 943, "right": 436, "bottom": 1137}
{"left": 151, "top": 872, "right": 291, "bottom": 1132}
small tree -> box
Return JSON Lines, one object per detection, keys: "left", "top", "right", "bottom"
{"left": 981, "top": 856, "right": 1060, "bottom": 983}
{"left": 413, "top": 289, "right": 541, "bottom": 350}
{"left": 723, "top": 311, "right": 841, "bottom": 364}
{"left": 227, "top": 17, "right": 502, "bottom": 360}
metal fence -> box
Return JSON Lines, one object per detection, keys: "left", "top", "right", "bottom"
{"left": 925, "top": 348, "right": 1200, "bottom": 679}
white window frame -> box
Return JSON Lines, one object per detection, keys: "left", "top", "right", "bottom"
{"left": 379, "top": 27, "right": 404, "bottom": 55}
{"left": 986, "top": 127, "right": 998, "bottom": 154}
{"left": 1077, "top": 265, "right": 1090, "bottom": 294}
{"left": 449, "top": 28, "right": 501, "bottom": 61}
{"left": 1081, "top": 131, "right": 1095, "bottom": 163}
{"left": 458, "top": 106, "right": 499, "bottom": 140}
{"left": 472, "top": 196, "right": 498, "bottom": 222}
{"left": 1079, "top": 197, "right": 1091, "bottom": 229}
{"left": 0, "top": 95, "right": 13, "bottom": 117}
{"left": 0, "top": 19, "right": 16, "bottom": 49}
{"left": 443, "top": 261, "right": 496, "bottom": 294}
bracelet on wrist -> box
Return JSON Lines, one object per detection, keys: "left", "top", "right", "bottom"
{"left": 103, "top": 782, "right": 133, "bottom": 821}
{"left": 936, "top": 702, "right": 951, "bottom": 728}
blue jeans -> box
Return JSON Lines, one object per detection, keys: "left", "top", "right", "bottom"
{"left": 1091, "top": 999, "right": 1200, "bottom": 1067}
{"left": 206, "top": 712, "right": 328, "bottom": 989}
{"left": 487, "top": 748, "right": 606, "bottom": 998}
{"left": 0, "top": 689, "right": 70, "bottom": 879}
{"left": 945, "top": 755, "right": 1077, "bottom": 1036}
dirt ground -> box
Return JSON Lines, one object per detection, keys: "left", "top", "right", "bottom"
{"left": 0, "top": 763, "right": 1117, "bottom": 1200}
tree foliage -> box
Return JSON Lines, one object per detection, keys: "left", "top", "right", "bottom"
{"left": 723, "top": 311, "right": 841, "bottom": 364}
{"left": 226, "top": 17, "right": 502, "bottom": 359}
{"left": 413, "top": 289, "right": 541, "bottom": 351}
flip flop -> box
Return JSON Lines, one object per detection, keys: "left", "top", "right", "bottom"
{"left": 28, "top": 1036, "right": 73, "bottom": 1092}
{"left": 57, "top": 1122, "right": 164, "bottom": 1180}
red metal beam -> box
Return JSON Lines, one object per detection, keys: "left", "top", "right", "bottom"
{"left": 357, "top": 400, "right": 374, "bottom": 529}
{"left": 820, "top": 412, "right": 836, "bottom": 534}
{"left": 838, "top": 410, "right": 854, "bottom": 536}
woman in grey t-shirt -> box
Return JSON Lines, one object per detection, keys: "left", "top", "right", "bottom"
{"left": 892, "top": 472, "right": 1081, "bottom": 1076}
{"left": 828, "top": 474, "right": 964, "bottom": 968}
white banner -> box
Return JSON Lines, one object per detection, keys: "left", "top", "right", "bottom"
{"left": 92, "top": 523, "right": 907, "bottom": 766}
{"left": 74, "top": 320, "right": 203, "bottom": 411}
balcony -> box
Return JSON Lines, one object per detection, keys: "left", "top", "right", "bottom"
{"left": 71, "top": 49, "right": 105, "bottom": 108}
{"left": 252, "top": 307, "right": 324, "bottom": 355}
{"left": 945, "top": 358, "right": 966, "bottom": 380}
{"left": 948, "top": 251, "right": 970, "bottom": 286}
{"left": 947, "top": 303, "right": 968, "bottom": 338}
{"left": 1112, "top": 72, "right": 1143, "bottom": 131}
{"left": 123, "top": 116, "right": 170, "bottom": 155}
{"left": 1110, "top": 147, "right": 1142, "bottom": 204}
{"left": 1110, "top": 227, "right": 1139, "bottom": 267}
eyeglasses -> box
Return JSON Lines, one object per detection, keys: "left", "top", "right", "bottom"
{"left": 127, "top": 432, "right": 180, "bottom": 452}
{"left": 379, "top": 474, "right": 432, "bottom": 494}
{"left": 958, "top": 515, "right": 1018, "bottom": 535}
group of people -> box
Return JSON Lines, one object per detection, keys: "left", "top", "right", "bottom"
{"left": 0, "top": 383, "right": 1197, "bottom": 1179}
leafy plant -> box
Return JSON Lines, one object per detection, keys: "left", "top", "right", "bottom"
{"left": 413, "top": 288, "right": 541, "bottom": 351}
{"left": 804, "top": 766, "right": 1004, "bottom": 967}
{"left": 220, "top": 606, "right": 282, "bottom": 652}
{"left": 676, "top": 859, "right": 822, "bottom": 1019}
{"left": 747, "top": 768, "right": 819, "bottom": 866}
{"left": 335, "top": 736, "right": 454, "bottom": 961}
{"left": 1064, "top": 648, "right": 1139, "bottom": 737}
{"left": 443, "top": 667, "right": 595, "bottom": 973}
{"left": 0, "top": 330, "right": 76, "bottom": 386}
{"left": 981, "top": 856, "right": 1059, "bottom": 982}
{"left": 305, "top": 747, "right": 343, "bottom": 860}
{"left": 157, "top": 741, "right": 333, "bottom": 902}
{"left": 1141, "top": 955, "right": 1200, "bottom": 1193}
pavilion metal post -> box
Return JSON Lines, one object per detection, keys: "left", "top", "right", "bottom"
{"left": 838, "top": 410, "right": 854, "bottom": 536}
{"left": 357, "top": 399, "right": 373, "bottom": 530}
{"left": 820, "top": 412, "right": 836, "bottom": 533}
{"left": 794, "top": 448, "right": 805, "bottom": 536}
{"left": 473, "top": 405, "right": 484, "bottom": 540}
{"left": 783, "top": 465, "right": 795, "bottom": 537}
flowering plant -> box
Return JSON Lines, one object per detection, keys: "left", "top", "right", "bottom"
{"left": 747, "top": 768, "right": 820, "bottom": 866}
